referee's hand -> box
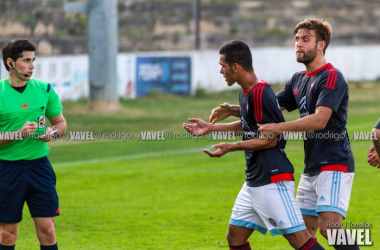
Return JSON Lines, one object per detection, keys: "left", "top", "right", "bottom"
{"left": 20, "top": 122, "right": 37, "bottom": 138}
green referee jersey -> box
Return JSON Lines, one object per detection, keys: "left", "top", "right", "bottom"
{"left": 0, "top": 78, "right": 63, "bottom": 160}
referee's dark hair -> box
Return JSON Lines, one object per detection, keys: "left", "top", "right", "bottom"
{"left": 294, "top": 18, "right": 332, "bottom": 55}
{"left": 2, "top": 38, "right": 36, "bottom": 71}
{"left": 219, "top": 40, "right": 254, "bottom": 72}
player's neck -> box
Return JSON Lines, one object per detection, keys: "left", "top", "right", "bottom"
{"left": 8, "top": 74, "right": 27, "bottom": 87}
{"left": 304, "top": 56, "right": 328, "bottom": 74}
{"left": 239, "top": 71, "right": 260, "bottom": 92}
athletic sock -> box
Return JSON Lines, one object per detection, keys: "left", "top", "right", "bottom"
{"left": 332, "top": 230, "right": 360, "bottom": 250}
{"left": 0, "top": 245, "right": 15, "bottom": 250}
{"left": 299, "top": 238, "right": 325, "bottom": 250}
{"left": 333, "top": 244, "right": 360, "bottom": 250}
{"left": 41, "top": 243, "right": 58, "bottom": 250}
{"left": 229, "top": 241, "right": 251, "bottom": 250}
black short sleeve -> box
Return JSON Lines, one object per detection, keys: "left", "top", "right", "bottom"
{"left": 315, "top": 70, "right": 347, "bottom": 113}
{"left": 277, "top": 76, "right": 299, "bottom": 112}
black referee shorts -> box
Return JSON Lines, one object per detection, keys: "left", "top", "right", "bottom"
{"left": 0, "top": 156, "right": 59, "bottom": 223}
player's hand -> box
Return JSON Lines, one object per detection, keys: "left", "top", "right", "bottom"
{"left": 367, "top": 145, "right": 380, "bottom": 168}
{"left": 183, "top": 118, "right": 211, "bottom": 136}
{"left": 20, "top": 122, "right": 38, "bottom": 138}
{"left": 209, "top": 103, "right": 232, "bottom": 124}
{"left": 37, "top": 127, "right": 57, "bottom": 142}
{"left": 203, "top": 142, "right": 230, "bottom": 158}
{"left": 257, "top": 123, "right": 280, "bottom": 140}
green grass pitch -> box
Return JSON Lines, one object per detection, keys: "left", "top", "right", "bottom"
{"left": 15, "top": 82, "right": 380, "bottom": 249}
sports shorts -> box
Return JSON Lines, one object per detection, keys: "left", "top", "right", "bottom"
{"left": 230, "top": 181, "right": 306, "bottom": 236}
{"left": 0, "top": 156, "right": 59, "bottom": 223}
{"left": 296, "top": 171, "right": 354, "bottom": 218}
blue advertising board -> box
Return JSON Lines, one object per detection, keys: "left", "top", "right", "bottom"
{"left": 136, "top": 57, "right": 191, "bottom": 96}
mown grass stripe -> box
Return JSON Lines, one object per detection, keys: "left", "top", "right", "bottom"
{"left": 53, "top": 147, "right": 206, "bottom": 167}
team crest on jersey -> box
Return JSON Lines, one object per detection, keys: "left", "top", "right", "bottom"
{"left": 246, "top": 103, "right": 249, "bottom": 114}
{"left": 38, "top": 115, "right": 46, "bottom": 129}
{"left": 310, "top": 81, "right": 315, "bottom": 92}
{"left": 269, "top": 217, "right": 277, "bottom": 227}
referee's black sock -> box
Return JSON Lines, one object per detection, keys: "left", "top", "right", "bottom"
{"left": 40, "top": 243, "right": 58, "bottom": 250}
{"left": 299, "top": 238, "right": 325, "bottom": 250}
{"left": 0, "top": 245, "right": 15, "bottom": 250}
{"left": 229, "top": 241, "right": 251, "bottom": 250}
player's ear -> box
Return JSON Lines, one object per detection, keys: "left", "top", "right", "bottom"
{"left": 233, "top": 63, "right": 238, "bottom": 72}
{"left": 318, "top": 40, "right": 326, "bottom": 52}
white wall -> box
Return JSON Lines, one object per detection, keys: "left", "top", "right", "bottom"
{"left": 192, "top": 45, "right": 380, "bottom": 93}
{"left": 1, "top": 45, "right": 379, "bottom": 100}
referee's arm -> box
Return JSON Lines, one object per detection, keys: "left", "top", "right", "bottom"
{"left": 0, "top": 122, "right": 38, "bottom": 146}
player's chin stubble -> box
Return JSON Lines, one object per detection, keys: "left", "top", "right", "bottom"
{"left": 296, "top": 45, "right": 318, "bottom": 64}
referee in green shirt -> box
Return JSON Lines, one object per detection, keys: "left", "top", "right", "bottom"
{"left": 0, "top": 38, "right": 67, "bottom": 250}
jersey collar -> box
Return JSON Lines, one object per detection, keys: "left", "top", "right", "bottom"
{"left": 306, "top": 63, "right": 331, "bottom": 77}
{"left": 243, "top": 81, "right": 267, "bottom": 95}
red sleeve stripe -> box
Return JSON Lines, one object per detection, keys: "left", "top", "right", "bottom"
{"left": 253, "top": 83, "right": 265, "bottom": 122}
{"left": 270, "top": 173, "right": 294, "bottom": 183}
{"left": 258, "top": 84, "right": 265, "bottom": 121}
{"left": 253, "top": 84, "right": 260, "bottom": 121}
{"left": 325, "top": 65, "right": 337, "bottom": 89}
{"left": 325, "top": 64, "right": 331, "bottom": 88}
{"left": 330, "top": 65, "right": 337, "bottom": 89}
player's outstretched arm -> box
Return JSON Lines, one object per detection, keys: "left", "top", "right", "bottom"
{"left": 258, "top": 106, "right": 333, "bottom": 137}
{"left": 183, "top": 118, "right": 212, "bottom": 136}
{"left": 203, "top": 138, "right": 277, "bottom": 158}
{"left": 184, "top": 118, "right": 242, "bottom": 136}
{"left": 257, "top": 123, "right": 281, "bottom": 139}
{"left": 209, "top": 103, "right": 240, "bottom": 124}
